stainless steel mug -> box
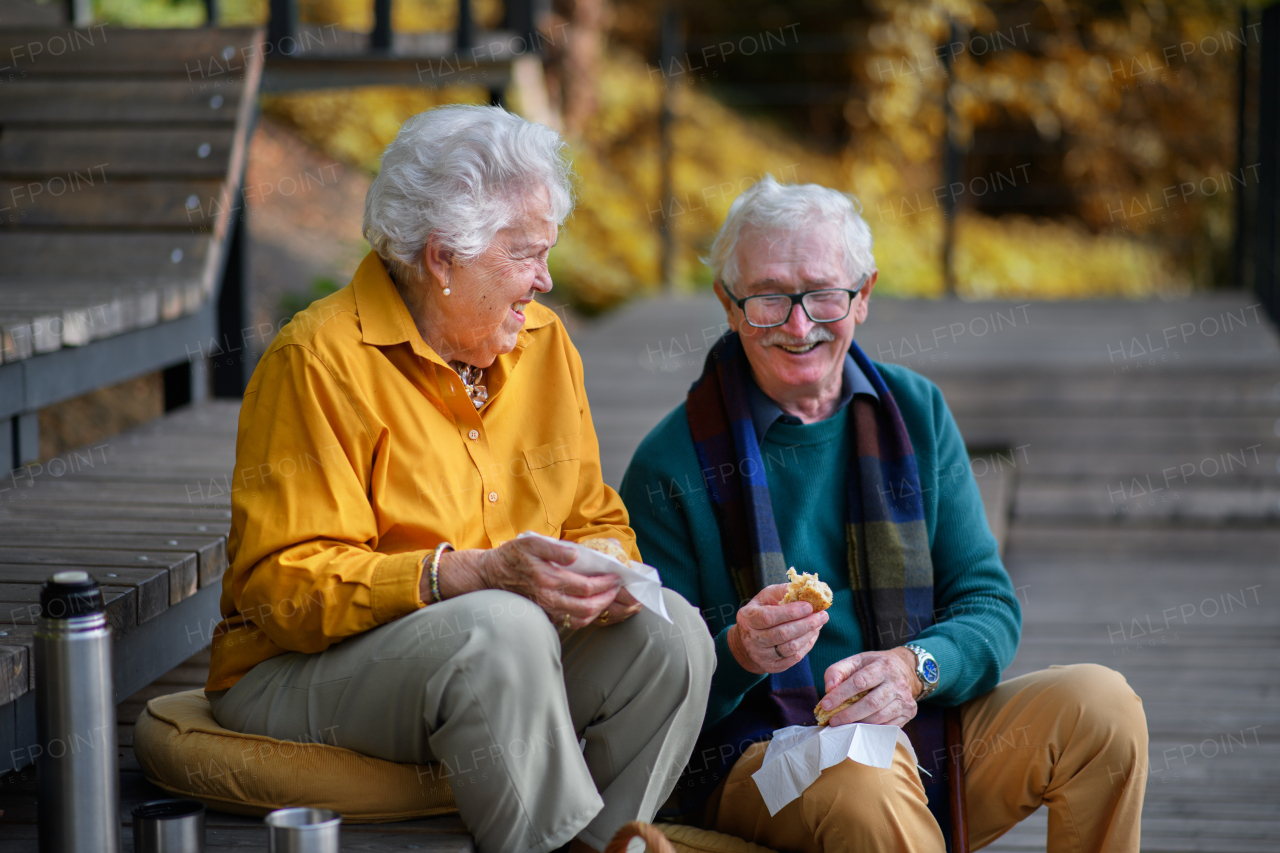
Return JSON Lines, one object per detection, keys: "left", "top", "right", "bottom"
{"left": 264, "top": 808, "right": 342, "bottom": 853}
{"left": 132, "top": 799, "right": 206, "bottom": 853}
{"left": 35, "top": 570, "right": 120, "bottom": 853}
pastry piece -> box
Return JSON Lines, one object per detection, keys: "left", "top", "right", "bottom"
{"left": 579, "top": 536, "right": 629, "bottom": 564}
{"left": 781, "top": 568, "right": 833, "bottom": 612}
{"left": 814, "top": 691, "right": 867, "bottom": 726}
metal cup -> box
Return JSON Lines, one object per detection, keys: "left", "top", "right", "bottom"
{"left": 264, "top": 808, "right": 342, "bottom": 853}
{"left": 131, "top": 799, "right": 206, "bottom": 853}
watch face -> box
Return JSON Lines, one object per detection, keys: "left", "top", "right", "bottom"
{"left": 922, "top": 658, "right": 939, "bottom": 684}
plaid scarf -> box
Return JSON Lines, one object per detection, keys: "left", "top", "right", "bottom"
{"left": 679, "top": 332, "right": 955, "bottom": 845}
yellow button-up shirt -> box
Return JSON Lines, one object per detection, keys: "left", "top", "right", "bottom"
{"left": 206, "top": 253, "right": 637, "bottom": 691}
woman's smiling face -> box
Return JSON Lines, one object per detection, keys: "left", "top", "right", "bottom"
{"left": 421, "top": 185, "right": 557, "bottom": 367}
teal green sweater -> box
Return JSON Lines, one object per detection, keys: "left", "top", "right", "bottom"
{"left": 619, "top": 362, "right": 1022, "bottom": 728}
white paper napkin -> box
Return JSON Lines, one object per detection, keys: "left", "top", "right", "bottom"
{"left": 516, "top": 531, "right": 672, "bottom": 623}
{"left": 751, "top": 723, "right": 917, "bottom": 816}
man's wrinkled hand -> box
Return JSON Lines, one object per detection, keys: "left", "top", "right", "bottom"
{"left": 818, "top": 647, "right": 921, "bottom": 728}
{"left": 728, "top": 583, "right": 828, "bottom": 675}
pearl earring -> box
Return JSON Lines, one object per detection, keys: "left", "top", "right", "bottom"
{"left": 442, "top": 279, "right": 451, "bottom": 296}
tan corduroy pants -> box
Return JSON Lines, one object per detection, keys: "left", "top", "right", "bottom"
{"left": 714, "top": 664, "right": 1149, "bottom": 853}
{"left": 208, "top": 588, "right": 715, "bottom": 853}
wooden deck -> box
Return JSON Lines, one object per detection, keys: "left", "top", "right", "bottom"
{"left": 0, "top": 292, "right": 1276, "bottom": 850}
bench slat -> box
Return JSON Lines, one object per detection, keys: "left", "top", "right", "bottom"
{"left": 0, "top": 533, "right": 224, "bottom": 592}
{"left": 0, "top": 178, "right": 225, "bottom": 229}
{"left": 0, "top": 27, "right": 264, "bottom": 77}
{"left": 0, "top": 81, "right": 242, "bottom": 124}
{"left": 0, "top": 583, "right": 137, "bottom": 633}
{"left": 0, "top": 129, "right": 237, "bottom": 178}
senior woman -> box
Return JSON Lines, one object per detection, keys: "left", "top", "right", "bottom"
{"left": 203, "top": 104, "right": 714, "bottom": 853}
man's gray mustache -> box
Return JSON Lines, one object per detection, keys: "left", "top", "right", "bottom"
{"left": 758, "top": 328, "right": 837, "bottom": 348}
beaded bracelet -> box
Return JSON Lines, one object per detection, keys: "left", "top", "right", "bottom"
{"left": 429, "top": 541, "right": 453, "bottom": 604}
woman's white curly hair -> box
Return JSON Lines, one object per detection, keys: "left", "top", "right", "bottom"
{"left": 363, "top": 104, "right": 575, "bottom": 284}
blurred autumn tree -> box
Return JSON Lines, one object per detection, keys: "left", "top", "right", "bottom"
{"left": 98, "top": 0, "right": 1257, "bottom": 308}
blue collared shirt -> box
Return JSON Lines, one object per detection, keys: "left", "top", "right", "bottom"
{"left": 745, "top": 352, "right": 878, "bottom": 444}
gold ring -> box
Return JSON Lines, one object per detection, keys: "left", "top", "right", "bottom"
{"left": 599, "top": 611, "right": 610, "bottom": 624}
{"left": 563, "top": 614, "right": 572, "bottom": 629}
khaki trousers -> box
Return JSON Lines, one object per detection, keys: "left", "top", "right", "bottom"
{"left": 714, "top": 664, "right": 1149, "bottom": 853}
{"left": 208, "top": 588, "right": 715, "bottom": 853}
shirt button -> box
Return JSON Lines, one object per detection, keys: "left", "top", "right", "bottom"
{"left": 468, "top": 429, "right": 479, "bottom": 440}
{"left": 488, "top": 491, "right": 498, "bottom": 503}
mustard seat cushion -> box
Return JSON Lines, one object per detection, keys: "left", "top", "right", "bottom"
{"left": 658, "top": 824, "right": 778, "bottom": 853}
{"left": 133, "top": 689, "right": 457, "bottom": 823}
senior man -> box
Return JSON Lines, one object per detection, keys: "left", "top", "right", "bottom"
{"left": 620, "top": 176, "right": 1148, "bottom": 853}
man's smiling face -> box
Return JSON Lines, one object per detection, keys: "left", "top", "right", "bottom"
{"left": 714, "top": 223, "right": 872, "bottom": 398}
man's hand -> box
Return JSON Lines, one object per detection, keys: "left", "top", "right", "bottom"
{"left": 818, "top": 647, "right": 922, "bottom": 728}
{"left": 728, "top": 583, "right": 828, "bottom": 675}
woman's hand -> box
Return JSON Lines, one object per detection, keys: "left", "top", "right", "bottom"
{"left": 728, "top": 583, "right": 828, "bottom": 675}
{"left": 818, "top": 647, "right": 921, "bottom": 728}
{"left": 598, "top": 587, "right": 643, "bottom": 625}
{"left": 452, "top": 537, "right": 623, "bottom": 628}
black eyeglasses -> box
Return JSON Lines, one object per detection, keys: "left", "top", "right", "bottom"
{"left": 721, "top": 273, "right": 871, "bottom": 329}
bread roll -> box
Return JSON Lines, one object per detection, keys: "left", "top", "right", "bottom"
{"left": 579, "top": 537, "right": 629, "bottom": 564}
{"left": 781, "top": 568, "right": 833, "bottom": 612}
{"left": 814, "top": 691, "right": 867, "bottom": 726}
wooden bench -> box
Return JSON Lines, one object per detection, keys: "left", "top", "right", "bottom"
{"left": 0, "top": 24, "right": 264, "bottom": 470}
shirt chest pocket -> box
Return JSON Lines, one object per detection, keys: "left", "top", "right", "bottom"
{"left": 522, "top": 434, "right": 582, "bottom": 528}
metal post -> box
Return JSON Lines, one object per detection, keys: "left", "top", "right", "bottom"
{"left": 1233, "top": 5, "right": 1251, "bottom": 290}
{"left": 658, "top": 8, "right": 681, "bottom": 292}
{"left": 1254, "top": 4, "right": 1280, "bottom": 324}
{"left": 66, "top": 0, "right": 92, "bottom": 28}
{"left": 504, "top": 0, "right": 532, "bottom": 44}
{"left": 11, "top": 412, "right": 38, "bottom": 467}
{"left": 213, "top": 186, "right": 250, "bottom": 398}
{"left": 204, "top": 0, "right": 218, "bottom": 27}
{"left": 3, "top": 414, "right": 39, "bottom": 470}
{"left": 939, "top": 19, "right": 964, "bottom": 297}
{"left": 371, "top": 0, "right": 392, "bottom": 52}
{"left": 268, "top": 0, "right": 298, "bottom": 56}
{"left": 456, "top": 0, "right": 474, "bottom": 53}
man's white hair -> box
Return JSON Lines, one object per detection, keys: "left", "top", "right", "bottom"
{"left": 363, "top": 104, "right": 575, "bottom": 283}
{"left": 705, "top": 175, "right": 876, "bottom": 290}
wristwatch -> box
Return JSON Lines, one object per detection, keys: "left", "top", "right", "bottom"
{"left": 904, "top": 643, "right": 940, "bottom": 700}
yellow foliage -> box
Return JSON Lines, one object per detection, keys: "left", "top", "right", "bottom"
{"left": 296, "top": 0, "right": 502, "bottom": 32}
{"left": 255, "top": 0, "right": 1198, "bottom": 308}
{"left": 262, "top": 86, "right": 490, "bottom": 174}
{"left": 953, "top": 213, "right": 1188, "bottom": 299}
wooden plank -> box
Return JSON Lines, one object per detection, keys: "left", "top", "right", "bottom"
{"left": 0, "top": 80, "right": 243, "bottom": 124}
{"left": 1014, "top": 481, "right": 1280, "bottom": 522}
{"left": 0, "top": 556, "right": 172, "bottom": 621}
{"left": 0, "top": 547, "right": 194, "bottom": 607}
{"left": 0, "top": 27, "right": 264, "bottom": 77}
{"left": 0, "top": 129, "right": 236, "bottom": 179}
{"left": 0, "top": 532, "right": 225, "bottom": 590}
{"left": 0, "top": 178, "right": 225, "bottom": 229}
{"left": 0, "top": 517, "right": 228, "bottom": 537}
{"left": 0, "top": 503, "right": 232, "bottom": 523}
{"left": 0, "top": 232, "right": 208, "bottom": 278}
{"left": 0, "top": 583, "right": 136, "bottom": 632}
